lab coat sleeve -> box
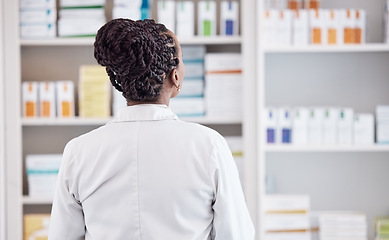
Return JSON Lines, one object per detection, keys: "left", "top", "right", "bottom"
{"left": 48, "top": 140, "right": 85, "bottom": 240}
{"left": 210, "top": 137, "right": 255, "bottom": 240}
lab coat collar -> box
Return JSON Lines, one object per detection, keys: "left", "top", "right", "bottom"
{"left": 109, "top": 104, "right": 179, "bottom": 123}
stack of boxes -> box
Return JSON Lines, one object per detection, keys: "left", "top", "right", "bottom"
{"left": 19, "top": 0, "right": 56, "bottom": 39}
{"left": 318, "top": 212, "right": 368, "bottom": 240}
{"left": 78, "top": 65, "right": 111, "bottom": 118}
{"left": 170, "top": 46, "right": 206, "bottom": 117}
{"left": 264, "top": 195, "right": 311, "bottom": 240}
{"left": 22, "top": 81, "right": 75, "bottom": 118}
{"left": 26, "top": 154, "right": 62, "bottom": 197}
{"left": 205, "top": 53, "right": 242, "bottom": 118}
{"left": 24, "top": 214, "right": 51, "bottom": 240}
{"left": 264, "top": 107, "right": 375, "bottom": 145}
{"left": 58, "top": 0, "right": 106, "bottom": 37}
{"left": 263, "top": 8, "right": 367, "bottom": 46}
{"left": 375, "top": 217, "right": 389, "bottom": 240}
{"left": 112, "top": 0, "right": 142, "bottom": 20}
{"left": 377, "top": 106, "right": 389, "bottom": 144}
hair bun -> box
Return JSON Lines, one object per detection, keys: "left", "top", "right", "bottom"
{"left": 94, "top": 19, "right": 156, "bottom": 79}
{"left": 94, "top": 18, "right": 179, "bottom": 101}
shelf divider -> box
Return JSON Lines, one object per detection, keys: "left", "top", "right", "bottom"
{"left": 21, "top": 36, "right": 242, "bottom": 46}
{"left": 21, "top": 116, "right": 242, "bottom": 126}
{"left": 264, "top": 44, "right": 389, "bottom": 53}
{"left": 265, "top": 145, "right": 389, "bottom": 152}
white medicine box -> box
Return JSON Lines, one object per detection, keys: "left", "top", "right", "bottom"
{"left": 354, "top": 114, "right": 374, "bottom": 145}
{"left": 292, "top": 108, "right": 309, "bottom": 145}
{"left": 220, "top": 1, "right": 239, "bottom": 36}
{"left": 26, "top": 154, "right": 62, "bottom": 197}
{"left": 176, "top": 1, "right": 195, "bottom": 38}
{"left": 276, "top": 10, "right": 293, "bottom": 45}
{"left": 337, "top": 108, "right": 354, "bottom": 145}
{"left": 322, "top": 108, "right": 338, "bottom": 145}
{"left": 325, "top": 10, "right": 342, "bottom": 45}
{"left": 292, "top": 10, "right": 309, "bottom": 46}
{"left": 264, "top": 108, "right": 277, "bottom": 144}
{"left": 198, "top": 1, "right": 217, "bottom": 36}
{"left": 39, "top": 82, "right": 56, "bottom": 118}
{"left": 158, "top": 1, "right": 176, "bottom": 33}
{"left": 22, "top": 81, "right": 39, "bottom": 118}
{"left": 340, "top": 9, "right": 356, "bottom": 44}
{"left": 277, "top": 108, "right": 292, "bottom": 144}
{"left": 20, "top": 0, "right": 56, "bottom": 9}
{"left": 310, "top": 9, "right": 326, "bottom": 45}
{"left": 56, "top": 81, "right": 75, "bottom": 118}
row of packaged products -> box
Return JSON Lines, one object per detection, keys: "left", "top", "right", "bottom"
{"left": 264, "top": 107, "right": 389, "bottom": 146}
{"left": 264, "top": 9, "right": 367, "bottom": 46}
{"left": 115, "top": 0, "right": 240, "bottom": 37}
{"left": 170, "top": 46, "right": 242, "bottom": 118}
{"left": 19, "top": 0, "right": 240, "bottom": 39}
{"left": 22, "top": 66, "right": 111, "bottom": 118}
{"left": 263, "top": 194, "right": 373, "bottom": 240}
{"left": 21, "top": 46, "right": 243, "bottom": 119}
{"left": 265, "top": 0, "right": 321, "bottom": 10}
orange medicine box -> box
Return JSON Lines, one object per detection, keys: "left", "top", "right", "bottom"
{"left": 24, "top": 214, "right": 50, "bottom": 240}
{"left": 355, "top": 9, "right": 366, "bottom": 44}
{"left": 310, "top": 9, "right": 325, "bottom": 45}
{"left": 39, "top": 82, "right": 55, "bottom": 118}
{"left": 22, "top": 82, "right": 38, "bottom": 118}
{"left": 56, "top": 81, "right": 74, "bottom": 118}
{"left": 341, "top": 9, "right": 356, "bottom": 44}
{"left": 325, "top": 10, "right": 341, "bottom": 45}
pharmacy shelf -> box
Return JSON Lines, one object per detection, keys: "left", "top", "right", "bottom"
{"left": 22, "top": 117, "right": 111, "bottom": 126}
{"left": 21, "top": 116, "right": 242, "bottom": 126}
{"left": 20, "top": 36, "right": 242, "bottom": 46}
{"left": 265, "top": 145, "right": 389, "bottom": 152}
{"left": 263, "top": 44, "right": 389, "bottom": 53}
{"left": 22, "top": 196, "right": 52, "bottom": 205}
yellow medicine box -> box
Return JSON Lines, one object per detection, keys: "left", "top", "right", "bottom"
{"left": 24, "top": 214, "right": 50, "bottom": 240}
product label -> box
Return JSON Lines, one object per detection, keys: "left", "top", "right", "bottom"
{"left": 282, "top": 128, "right": 292, "bottom": 143}
{"left": 267, "top": 129, "right": 275, "bottom": 143}
{"left": 355, "top": 28, "right": 362, "bottom": 43}
{"left": 226, "top": 20, "right": 234, "bottom": 35}
{"left": 312, "top": 28, "right": 322, "bottom": 44}
{"left": 25, "top": 102, "right": 36, "bottom": 117}
{"left": 204, "top": 20, "right": 211, "bottom": 36}
{"left": 41, "top": 101, "right": 51, "bottom": 117}
{"left": 327, "top": 28, "right": 337, "bottom": 44}
{"left": 344, "top": 28, "right": 354, "bottom": 44}
{"left": 62, "top": 101, "right": 71, "bottom": 117}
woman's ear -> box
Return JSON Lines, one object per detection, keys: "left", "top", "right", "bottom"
{"left": 170, "top": 69, "right": 179, "bottom": 85}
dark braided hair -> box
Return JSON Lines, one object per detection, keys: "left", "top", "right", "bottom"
{"left": 94, "top": 18, "right": 180, "bottom": 101}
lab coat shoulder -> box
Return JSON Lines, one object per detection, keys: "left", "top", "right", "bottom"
{"left": 176, "top": 120, "right": 226, "bottom": 145}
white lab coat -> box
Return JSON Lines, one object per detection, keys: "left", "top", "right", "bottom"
{"left": 49, "top": 104, "right": 255, "bottom": 240}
